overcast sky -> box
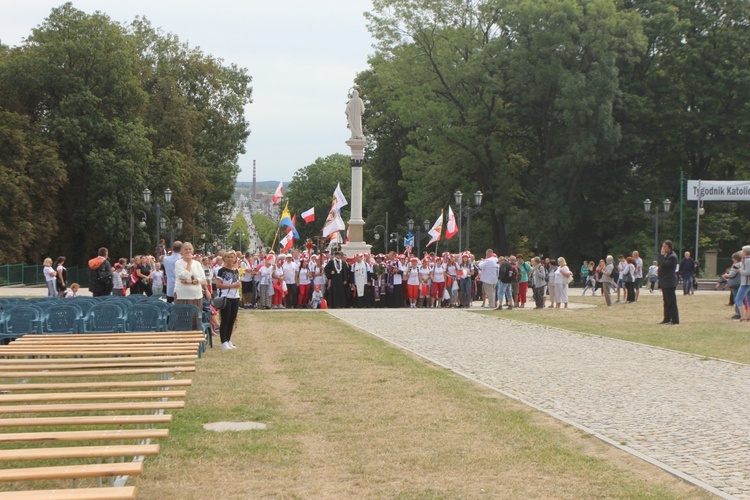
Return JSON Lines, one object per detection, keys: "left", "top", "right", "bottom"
{"left": 2, "top": 1, "right": 376, "bottom": 183}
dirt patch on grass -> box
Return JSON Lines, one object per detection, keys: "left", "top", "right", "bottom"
{"left": 134, "top": 312, "right": 710, "bottom": 499}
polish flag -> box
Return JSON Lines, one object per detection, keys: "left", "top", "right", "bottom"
{"left": 445, "top": 206, "right": 458, "bottom": 240}
{"left": 301, "top": 207, "right": 315, "bottom": 223}
{"left": 280, "top": 227, "right": 294, "bottom": 252}
{"left": 272, "top": 181, "right": 284, "bottom": 204}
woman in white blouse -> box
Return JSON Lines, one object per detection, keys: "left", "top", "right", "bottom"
{"left": 554, "top": 257, "right": 572, "bottom": 309}
{"left": 173, "top": 242, "right": 207, "bottom": 312}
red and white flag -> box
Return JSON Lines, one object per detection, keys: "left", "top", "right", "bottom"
{"left": 272, "top": 181, "right": 284, "bottom": 204}
{"left": 445, "top": 206, "right": 458, "bottom": 240}
{"left": 426, "top": 210, "right": 443, "bottom": 247}
{"left": 280, "top": 228, "right": 294, "bottom": 252}
{"left": 301, "top": 207, "right": 315, "bottom": 223}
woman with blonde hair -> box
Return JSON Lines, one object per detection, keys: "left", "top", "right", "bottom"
{"left": 42, "top": 258, "right": 57, "bottom": 297}
{"left": 554, "top": 257, "right": 572, "bottom": 309}
{"left": 174, "top": 242, "right": 208, "bottom": 327}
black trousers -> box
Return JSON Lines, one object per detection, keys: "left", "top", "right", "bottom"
{"left": 219, "top": 298, "right": 240, "bottom": 344}
{"left": 285, "top": 283, "right": 298, "bottom": 308}
{"left": 661, "top": 286, "right": 679, "bottom": 324}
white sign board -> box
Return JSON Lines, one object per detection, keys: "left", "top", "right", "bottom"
{"left": 687, "top": 180, "right": 750, "bottom": 201}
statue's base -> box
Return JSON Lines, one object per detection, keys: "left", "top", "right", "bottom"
{"left": 341, "top": 241, "right": 372, "bottom": 258}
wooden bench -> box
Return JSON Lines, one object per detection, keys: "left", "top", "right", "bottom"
{"left": 0, "top": 414, "right": 173, "bottom": 428}
{"left": 0, "top": 390, "right": 187, "bottom": 403}
{"left": 0, "top": 486, "right": 137, "bottom": 500}
{"left": 0, "top": 379, "right": 192, "bottom": 391}
{"left": 0, "top": 444, "right": 160, "bottom": 461}
{"left": 0, "top": 400, "right": 185, "bottom": 414}
{"left": 0, "top": 428, "right": 169, "bottom": 444}
{"left": 0, "top": 355, "right": 198, "bottom": 364}
{"left": 0, "top": 462, "right": 143, "bottom": 482}
{"left": 0, "top": 361, "right": 195, "bottom": 371}
{"left": 0, "top": 348, "right": 199, "bottom": 356}
{"left": 0, "top": 366, "right": 196, "bottom": 378}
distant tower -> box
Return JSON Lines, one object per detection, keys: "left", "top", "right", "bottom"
{"left": 252, "top": 160, "right": 257, "bottom": 200}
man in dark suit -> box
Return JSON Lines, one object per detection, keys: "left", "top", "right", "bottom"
{"left": 658, "top": 240, "right": 679, "bottom": 325}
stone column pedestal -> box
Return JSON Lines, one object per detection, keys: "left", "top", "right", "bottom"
{"left": 341, "top": 138, "right": 371, "bottom": 257}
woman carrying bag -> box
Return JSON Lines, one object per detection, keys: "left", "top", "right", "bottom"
{"left": 215, "top": 251, "right": 241, "bottom": 350}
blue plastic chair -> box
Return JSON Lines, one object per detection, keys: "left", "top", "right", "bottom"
{"left": 124, "top": 303, "right": 165, "bottom": 332}
{"left": 167, "top": 304, "right": 211, "bottom": 353}
{"left": 83, "top": 303, "right": 126, "bottom": 333}
{"left": 42, "top": 304, "right": 84, "bottom": 334}
{"left": 1, "top": 306, "right": 43, "bottom": 343}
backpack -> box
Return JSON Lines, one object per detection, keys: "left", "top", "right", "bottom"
{"left": 610, "top": 265, "right": 619, "bottom": 282}
{"left": 506, "top": 264, "right": 519, "bottom": 283}
{"left": 97, "top": 264, "right": 113, "bottom": 289}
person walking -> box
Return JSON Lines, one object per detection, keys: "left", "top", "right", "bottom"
{"left": 658, "top": 240, "right": 679, "bottom": 325}
{"left": 680, "top": 251, "right": 695, "bottom": 295}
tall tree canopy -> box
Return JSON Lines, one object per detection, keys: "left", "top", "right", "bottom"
{"left": 357, "top": 0, "right": 749, "bottom": 261}
{"left": 0, "top": 3, "right": 252, "bottom": 264}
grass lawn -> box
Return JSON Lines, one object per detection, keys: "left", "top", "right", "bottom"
{"left": 132, "top": 311, "right": 710, "bottom": 498}
{"left": 483, "top": 289, "right": 750, "bottom": 364}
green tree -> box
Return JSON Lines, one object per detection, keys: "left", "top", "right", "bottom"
{"left": 252, "top": 213, "right": 277, "bottom": 249}
{"left": 227, "top": 213, "right": 250, "bottom": 252}
{"left": 0, "top": 110, "right": 67, "bottom": 263}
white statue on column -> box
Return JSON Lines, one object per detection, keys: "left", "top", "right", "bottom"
{"left": 345, "top": 89, "right": 365, "bottom": 140}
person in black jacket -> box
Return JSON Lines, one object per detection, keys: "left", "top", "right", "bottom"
{"left": 658, "top": 240, "right": 679, "bottom": 325}
{"left": 88, "top": 247, "right": 113, "bottom": 297}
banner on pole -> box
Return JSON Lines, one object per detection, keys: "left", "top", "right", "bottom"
{"left": 687, "top": 180, "right": 750, "bottom": 201}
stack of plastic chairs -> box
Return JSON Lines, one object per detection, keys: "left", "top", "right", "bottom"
{"left": 124, "top": 303, "right": 165, "bottom": 332}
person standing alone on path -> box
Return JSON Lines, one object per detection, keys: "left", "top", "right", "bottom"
{"left": 680, "top": 251, "right": 695, "bottom": 295}
{"left": 658, "top": 240, "right": 679, "bottom": 325}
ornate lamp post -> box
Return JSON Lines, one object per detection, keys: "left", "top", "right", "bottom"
{"left": 372, "top": 224, "right": 386, "bottom": 253}
{"left": 454, "top": 190, "right": 483, "bottom": 252}
{"left": 407, "top": 219, "right": 431, "bottom": 258}
{"left": 143, "top": 188, "right": 173, "bottom": 251}
{"left": 644, "top": 198, "right": 672, "bottom": 262}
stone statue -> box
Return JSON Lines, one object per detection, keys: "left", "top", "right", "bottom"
{"left": 345, "top": 89, "right": 365, "bottom": 140}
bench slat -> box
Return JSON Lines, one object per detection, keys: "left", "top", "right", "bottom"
{"left": 0, "top": 349, "right": 197, "bottom": 356}
{"left": 0, "top": 414, "right": 173, "bottom": 428}
{"left": 0, "top": 390, "right": 186, "bottom": 403}
{"left": 0, "top": 444, "right": 160, "bottom": 461}
{"left": 0, "top": 379, "right": 191, "bottom": 391}
{"left": 0, "top": 400, "right": 185, "bottom": 414}
{"left": 0, "top": 355, "right": 197, "bottom": 364}
{"left": 0, "top": 428, "right": 169, "bottom": 443}
{"left": 0, "top": 361, "right": 195, "bottom": 371}
{"left": 0, "top": 486, "right": 137, "bottom": 500}
{"left": 0, "top": 461, "right": 143, "bottom": 481}
{"left": 0, "top": 366, "right": 196, "bottom": 378}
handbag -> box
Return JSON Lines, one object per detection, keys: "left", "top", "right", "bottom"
{"left": 211, "top": 295, "right": 227, "bottom": 310}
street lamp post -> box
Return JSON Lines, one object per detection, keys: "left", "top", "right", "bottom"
{"left": 372, "top": 225, "right": 386, "bottom": 253}
{"left": 643, "top": 198, "right": 672, "bottom": 262}
{"left": 143, "top": 188, "right": 172, "bottom": 253}
{"left": 454, "top": 190, "right": 483, "bottom": 252}
{"left": 389, "top": 232, "right": 401, "bottom": 254}
{"left": 408, "top": 219, "right": 431, "bottom": 257}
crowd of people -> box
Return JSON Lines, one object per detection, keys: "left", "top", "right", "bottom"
{"left": 39, "top": 239, "right": 749, "bottom": 342}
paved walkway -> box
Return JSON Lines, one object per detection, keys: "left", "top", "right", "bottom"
{"left": 328, "top": 308, "right": 750, "bottom": 499}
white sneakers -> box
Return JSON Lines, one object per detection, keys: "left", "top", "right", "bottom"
{"left": 219, "top": 341, "right": 237, "bottom": 350}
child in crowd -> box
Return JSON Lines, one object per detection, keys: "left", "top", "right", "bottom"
{"left": 151, "top": 262, "right": 165, "bottom": 295}
{"left": 64, "top": 283, "right": 79, "bottom": 298}
{"left": 310, "top": 284, "right": 324, "bottom": 309}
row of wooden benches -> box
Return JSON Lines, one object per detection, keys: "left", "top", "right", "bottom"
{"left": 0, "top": 331, "right": 205, "bottom": 499}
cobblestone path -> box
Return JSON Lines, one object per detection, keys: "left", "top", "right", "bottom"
{"left": 328, "top": 309, "right": 750, "bottom": 499}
